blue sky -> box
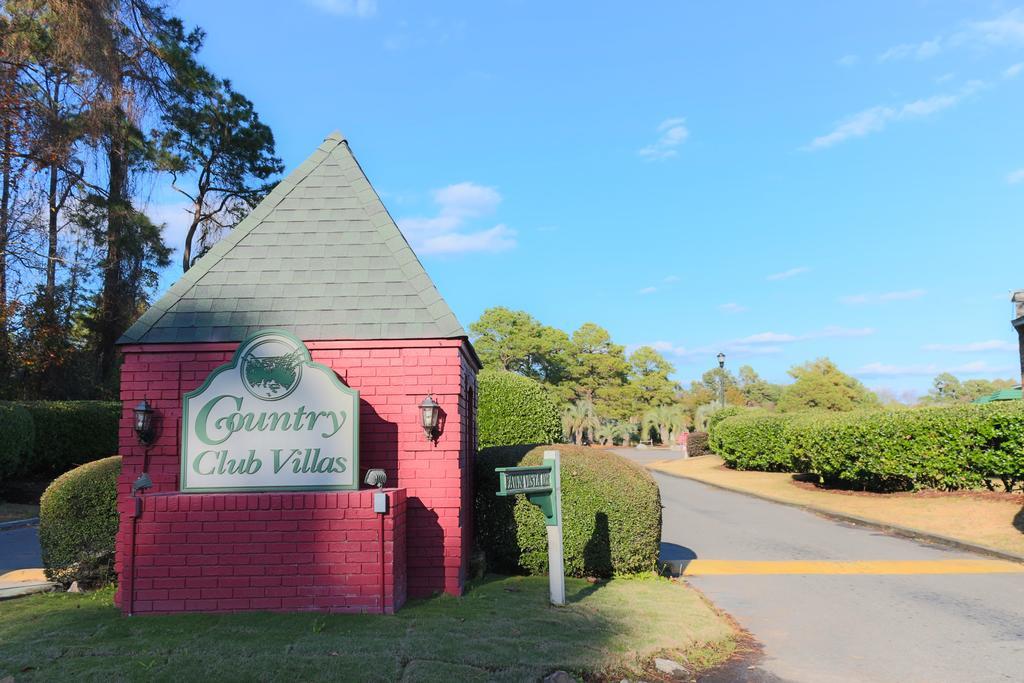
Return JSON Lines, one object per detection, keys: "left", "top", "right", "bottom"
{"left": 152, "top": 0, "right": 1024, "bottom": 397}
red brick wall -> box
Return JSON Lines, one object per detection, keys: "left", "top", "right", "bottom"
{"left": 115, "top": 338, "right": 477, "bottom": 612}
{"left": 121, "top": 489, "right": 405, "bottom": 614}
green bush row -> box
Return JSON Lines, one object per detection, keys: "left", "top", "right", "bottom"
{"left": 0, "top": 401, "right": 120, "bottom": 481}
{"left": 477, "top": 369, "right": 562, "bottom": 450}
{"left": 710, "top": 402, "right": 1024, "bottom": 492}
{"left": 0, "top": 404, "right": 35, "bottom": 481}
{"left": 474, "top": 444, "right": 661, "bottom": 577}
{"left": 39, "top": 455, "right": 122, "bottom": 587}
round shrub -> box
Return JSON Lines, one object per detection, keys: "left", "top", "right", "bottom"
{"left": 474, "top": 445, "right": 661, "bottom": 577}
{"left": 39, "top": 456, "right": 122, "bottom": 587}
{"left": 687, "top": 431, "right": 710, "bottom": 456}
{"left": 0, "top": 403, "right": 34, "bottom": 481}
{"left": 477, "top": 369, "right": 562, "bottom": 449}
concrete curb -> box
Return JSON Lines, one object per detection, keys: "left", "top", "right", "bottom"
{"left": 0, "top": 517, "right": 38, "bottom": 531}
{"left": 649, "top": 468, "right": 1024, "bottom": 566}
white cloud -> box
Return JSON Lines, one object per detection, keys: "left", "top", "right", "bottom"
{"left": 817, "top": 325, "right": 877, "bottom": 338}
{"left": 416, "top": 224, "right": 516, "bottom": 256}
{"left": 719, "top": 302, "right": 748, "bottom": 314}
{"left": 805, "top": 82, "right": 984, "bottom": 150}
{"left": 1007, "top": 168, "right": 1024, "bottom": 184}
{"left": 144, "top": 201, "right": 194, "bottom": 259}
{"left": 663, "top": 275, "right": 680, "bottom": 284}
{"left": 766, "top": 266, "right": 809, "bottom": 281}
{"left": 638, "top": 117, "right": 689, "bottom": 160}
{"left": 638, "top": 286, "right": 658, "bottom": 295}
{"left": 922, "top": 339, "right": 1018, "bottom": 353}
{"left": 875, "top": 9, "right": 1024, "bottom": 65}
{"left": 967, "top": 9, "right": 1024, "bottom": 47}
{"left": 879, "top": 288, "right": 928, "bottom": 301}
{"left": 737, "top": 327, "right": 875, "bottom": 344}
{"left": 308, "top": 0, "right": 377, "bottom": 17}
{"left": 1004, "top": 63, "right": 1024, "bottom": 79}
{"left": 398, "top": 181, "right": 516, "bottom": 255}
{"left": 878, "top": 37, "right": 942, "bottom": 63}
{"left": 641, "top": 326, "right": 876, "bottom": 365}
{"left": 855, "top": 360, "right": 1015, "bottom": 377}
{"left": 840, "top": 289, "right": 926, "bottom": 305}
{"left": 837, "top": 54, "right": 860, "bottom": 67}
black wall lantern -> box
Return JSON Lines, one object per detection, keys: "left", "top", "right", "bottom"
{"left": 419, "top": 394, "right": 440, "bottom": 441}
{"left": 133, "top": 400, "right": 156, "bottom": 445}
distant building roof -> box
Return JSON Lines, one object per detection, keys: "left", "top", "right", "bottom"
{"left": 119, "top": 132, "right": 468, "bottom": 346}
{"left": 973, "top": 387, "right": 1023, "bottom": 403}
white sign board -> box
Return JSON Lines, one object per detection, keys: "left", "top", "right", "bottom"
{"left": 180, "top": 329, "right": 359, "bottom": 492}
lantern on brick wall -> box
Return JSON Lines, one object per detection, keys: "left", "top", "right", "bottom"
{"left": 419, "top": 395, "right": 440, "bottom": 441}
{"left": 133, "top": 400, "right": 156, "bottom": 445}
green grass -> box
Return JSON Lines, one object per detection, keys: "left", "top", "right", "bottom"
{"left": 0, "top": 575, "right": 735, "bottom": 682}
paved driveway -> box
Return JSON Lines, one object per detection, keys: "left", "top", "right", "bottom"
{"left": 0, "top": 526, "right": 42, "bottom": 574}
{"left": 614, "top": 450, "right": 1024, "bottom": 683}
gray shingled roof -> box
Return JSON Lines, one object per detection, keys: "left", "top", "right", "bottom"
{"left": 119, "top": 132, "right": 468, "bottom": 345}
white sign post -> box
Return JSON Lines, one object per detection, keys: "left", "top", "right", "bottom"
{"left": 544, "top": 450, "right": 566, "bottom": 606}
{"left": 494, "top": 449, "right": 565, "bottom": 606}
{"left": 180, "top": 329, "right": 360, "bottom": 492}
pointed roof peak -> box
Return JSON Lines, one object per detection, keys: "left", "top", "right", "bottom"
{"left": 119, "top": 133, "right": 469, "bottom": 346}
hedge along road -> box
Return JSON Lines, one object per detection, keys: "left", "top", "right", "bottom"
{"left": 612, "top": 449, "right": 1024, "bottom": 683}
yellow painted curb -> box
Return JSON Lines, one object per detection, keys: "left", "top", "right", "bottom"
{"left": 0, "top": 568, "right": 47, "bottom": 584}
{"left": 682, "top": 559, "right": 1024, "bottom": 576}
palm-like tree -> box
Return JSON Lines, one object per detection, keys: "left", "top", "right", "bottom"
{"left": 643, "top": 405, "right": 690, "bottom": 445}
{"left": 562, "top": 400, "right": 600, "bottom": 445}
{"left": 592, "top": 422, "right": 616, "bottom": 446}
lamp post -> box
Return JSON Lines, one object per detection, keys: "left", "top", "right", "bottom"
{"left": 1012, "top": 291, "right": 1024, "bottom": 396}
{"left": 716, "top": 352, "right": 726, "bottom": 409}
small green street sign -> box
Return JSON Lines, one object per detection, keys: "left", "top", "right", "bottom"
{"left": 496, "top": 464, "right": 556, "bottom": 524}
{"left": 496, "top": 466, "right": 552, "bottom": 495}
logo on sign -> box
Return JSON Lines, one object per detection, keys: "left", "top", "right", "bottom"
{"left": 180, "top": 329, "right": 360, "bottom": 493}
{"left": 241, "top": 337, "right": 303, "bottom": 400}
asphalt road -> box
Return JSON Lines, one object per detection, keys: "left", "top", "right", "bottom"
{"left": 614, "top": 450, "right": 1024, "bottom": 683}
{"left": 0, "top": 525, "right": 42, "bottom": 574}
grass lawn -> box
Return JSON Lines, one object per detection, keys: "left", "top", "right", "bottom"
{"left": 0, "top": 501, "right": 39, "bottom": 523}
{"left": 651, "top": 456, "right": 1024, "bottom": 557}
{"left": 0, "top": 575, "right": 735, "bottom": 682}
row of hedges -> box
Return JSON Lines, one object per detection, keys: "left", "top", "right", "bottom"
{"left": 709, "top": 402, "right": 1024, "bottom": 492}
{"left": 0, "top": 401, "right": 120, "bottom": 481}
{"left": 474, "top": 444, "right": 661, "bottom": 577}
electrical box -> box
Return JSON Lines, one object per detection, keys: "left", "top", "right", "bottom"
{"left": 373, "top": 491, "right": 388, "bottom": 514}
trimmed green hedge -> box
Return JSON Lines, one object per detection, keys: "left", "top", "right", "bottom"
{"left": 0, "top": 404, "right": 35, "bottom": 481}
{"left": 712, "top": 411, "right": 797, "bottom": 472}
{"left": 474, "top": 445, "right": 661, "bottom": 577}
{"left": 706, "top": 405, "right": 744, "bottom": 435}
{"left": 17, "top": 401, "right": 121, "bottom": 478}
{"left": 39, "top": 455, "right": 122, "bottom": 587}
{"left": 0, "top": 401, "right": 119, "bottom": 480}
{"left": 477, "top": 370, "right": 562, "bottom": 449}
{"left": 713, "top": 402, "right": 1024, "bottom": 492}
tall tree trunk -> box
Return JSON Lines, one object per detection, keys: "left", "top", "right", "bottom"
{"left": 0, "top": 82, "right": 12, "bottom": 392}
{"left": 46, "top": 161, "right": 59, "bottom": 308}
{"left": 98, "top": 119, "right": 129, "bottom": 383}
